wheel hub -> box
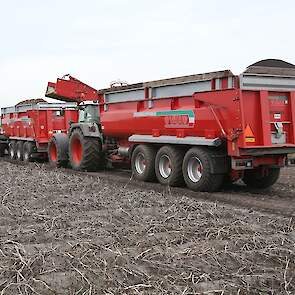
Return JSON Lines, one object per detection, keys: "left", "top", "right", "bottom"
{"left": 135, "top": 152, "right": 146, "bottom": 174}
{"left": 187, "top": 157, "right": 203, "bottom": 183}
{"left": 159, "top": 154, "right": 172, "bottom": 179}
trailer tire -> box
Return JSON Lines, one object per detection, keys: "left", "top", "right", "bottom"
{"left": 23, "top": 142, "right": 34, "bottom": 163}
{"left": 221, "top": 175, "right": 235, "bottom": 188}
{"left": 69, "top": 129, "right": 103, "bottom": 171}
{"left": 16, "top": 141, "right": 24, "bottom": 161}
{"left": 0, "top": 144, "right": 5, "bottom": 157}
{"left": 243, "top": 167, "right": 280, "bottom": 189}
{"left": 155, "top": 145, "right": 184, "bottom": 186}
{"left": 131, "top": 145, "right": 156, "bottom": 182}
{"left": 48, "top": 135, "right": 69, "bottom": 168}
{"left": 9, "top": 141, "right": 17, "bottom": 160}
{"left": 182, "top": 147, "right": 224, "bottom": 192}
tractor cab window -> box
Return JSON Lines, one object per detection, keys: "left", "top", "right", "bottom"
{"left": 79, "top": 105, "right": 99, "bottom": 123}
{"left": 55, "top": 110, "right": 65, "bottom": 117}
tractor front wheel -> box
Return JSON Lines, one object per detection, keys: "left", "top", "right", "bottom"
{"left": 48, "top": 135, "right": 69, "bottom": 168}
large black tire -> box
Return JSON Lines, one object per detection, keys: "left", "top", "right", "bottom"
{"left": 155, "top": 145, "right": 184, "bottom": 186}
{"left": 131, "top": 145, "right": 156, "bottom": 182}
{"left": 16, "top": 141, "right": 24, "bottom": 161}
{"left": 182, "top": 147, "right": 224, "bottom": 192}
{"left": 9, "top": 141, "right": 17, "bottom": 160}
{"left": 23, "top": 142, "right": 34, "bottom": 163}
{"left": 0, "top": 144, "right": 5, "bottom": 157}
{"left": 69, "top": 129, "right": 104, "bottom": 171}
{"left": 221, "top": 173, "right": 236, "bottom": 189}
{"left": 243, "top": 167, "right": 280, "bottom": 189}
{"left": 48, "top": 135, "right": 69, "bottom": 168}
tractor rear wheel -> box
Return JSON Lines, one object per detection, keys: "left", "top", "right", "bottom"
{"left": 16, "top": 141, "right": 24, "bottom": 161}
{"left": 182, "top": 147, "right": 224, "bottom": 192}
{"left": 9, "top": 141, "right": 17, "bottom": 160}
{"left": 131, "top": 145, "right": 156, "bottom": 182}
{"left": 155, "top": 145, "right": 184, "bottom": 186}
{"left": 23, "top": 142, "right": 34, "bottom": 163}
{"left": 48, "top": 135, "right": 69, "bottom": 168}
{"left": 69, "top": 129, "right": 104, "bottom": 171}
{"left": 243, "top": 167, "right": 280, "bottom": 189}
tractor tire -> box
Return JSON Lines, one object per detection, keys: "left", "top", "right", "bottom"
{"left": 243, "top": 167, "right": 280, "bottom": 189}
{"left": 48, "top": 134, "right": 69, "bottom": 168}
{"left": 16, "top": 141, "right": 24, "bottom": 161}
{"left": 182, "top": 147, "right": 224, "bottom": 192}
{"left": 131, "top": 144, "right": 156, "bottom": 182}
{"left": 155, "top": 145, "right": 184, "bottom": 186}
{"left": 23, "top": 142, "right": 34, "bottom": 163}
{"left": 69, "top": 129, "right": 104, "bottom": 171}
{"left": 9, "top": 141, "right": 17, "bottom": 160}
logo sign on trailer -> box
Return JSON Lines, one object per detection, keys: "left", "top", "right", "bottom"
{"left": 134, "top": 110, "right": 195, "bottom": 128}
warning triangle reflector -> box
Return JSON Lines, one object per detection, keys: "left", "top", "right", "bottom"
{"left": 244, "top": 124, "right": 254, "bottom": 138}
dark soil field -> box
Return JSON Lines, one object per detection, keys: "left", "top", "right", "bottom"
{"left": 0, "top": 160, "right": 295, "bottom": 294}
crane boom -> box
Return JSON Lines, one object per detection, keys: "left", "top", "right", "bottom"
{"left": 45, "top": 75, "right": 100, "bottom": 103}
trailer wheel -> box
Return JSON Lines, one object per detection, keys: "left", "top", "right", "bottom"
{"left": 221, "top": 175, "right": 235, "bottom": 188}
{"left": 243, "top": 167, "right": 280, "bottom": 189}
{"left": 16, "top": 141, "right": 24, "bottom": 161}
{"left": 23, "top": 142, "right": 34, "bottom": 163}
{"left": 182, "top": 147, "right": 224, "bottom": 192}
{"left": 9, "top": 141, "right": 17, "bottom": 160}
{"left": 69, "top": 129, "right": 103, "bottom": 171}
{"left": 48, "top": 135, "right": 69, "bottom": 168}
{"left": 0, "top": 144, "right": 5, "bottom": 157}
{"left": 131, "top": 145, "right": 156, "bottom": 182}
{"left": 155, "top": 145, "right": 184, "bottom": 186}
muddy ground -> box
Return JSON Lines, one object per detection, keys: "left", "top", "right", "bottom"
{"left": 0, "top": 160, "right": 295, "bottom": 294}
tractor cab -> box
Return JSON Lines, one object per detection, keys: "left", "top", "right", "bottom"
{"left": 78, "top": 102, "right": 100, "bottom": 124}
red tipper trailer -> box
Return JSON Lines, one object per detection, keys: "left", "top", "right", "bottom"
{"left": 4, "top": 58, "right": 295, "bottom": 192}
{"left": 0, "top": 101, "right": 78, "bottom": 161}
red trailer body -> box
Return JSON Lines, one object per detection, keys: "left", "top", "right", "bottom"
{"left": 1, "top": 102, "right": 78, "bottom": 152}
{"left": 100, "top": 88, "right": 295, "bottom": 157}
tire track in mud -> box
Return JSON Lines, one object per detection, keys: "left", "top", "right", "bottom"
{"left": 2, "top": 157, "right": 295, "bottom": 218}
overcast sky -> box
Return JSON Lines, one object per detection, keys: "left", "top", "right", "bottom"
{"left": 0, "top": 0, "right": 294, "bottom": 107}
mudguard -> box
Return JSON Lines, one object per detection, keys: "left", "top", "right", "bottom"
{"left": 70, "top": 123, "right": 103, "bottom": 142}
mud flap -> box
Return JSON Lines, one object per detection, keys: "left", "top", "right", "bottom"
{"left": 210, "top": 154, "right": 229, "bottom": 174}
